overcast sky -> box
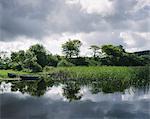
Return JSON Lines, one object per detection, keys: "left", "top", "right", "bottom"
{"left": 0, "top": 0, "right": 150, "bottom": 55}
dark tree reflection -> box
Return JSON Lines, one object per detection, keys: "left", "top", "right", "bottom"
{"left": 10, "top": 79, "right": 48, "bottom": 96}
{"left": 62, "top": 82, "right": 82, "bottom": 102}
{"left": 1, "top": 75, "right": 149, "bottom": 100}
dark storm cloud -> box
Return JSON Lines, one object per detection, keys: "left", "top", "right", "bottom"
{"left": 0, "top": 0, "right": 149, "bottom": 41}
{"left": 0, "top": 93, "right": 150, "bottom": 119}
{"left": 0, "top": 0, "right": 55, "bottom": 41}
{"left": 0, "top": 0, "right": 98, "bottom": 41}
{"left": 104, "top": 0, "right": 149, "bottom": 32}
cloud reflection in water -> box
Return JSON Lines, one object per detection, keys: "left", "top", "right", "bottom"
{"left": 0, "top": 83, "right": 150, "bottom": 119}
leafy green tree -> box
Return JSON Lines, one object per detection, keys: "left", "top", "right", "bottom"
{"left": 89, "top": 45, "right": 101, "bottom": 58}
{"left": 28, "top": 44, "right": 47, "bottom": 67}
{"left": 11, "top": 63, "right": 23, "bottom": 71}
{"left": 101, "top": 45, "right": 125, "bottom": 57}
{"left": 101, "top": 45, "right": 126, "bottom": 66}
{"left": 62, "top": 39, "right": 82, "bottom": 58}
{"left": 101, "top": 44, "right": 146, "bottom": 66}
{"left": 10, "top": 50, "right": 26, "bottom": 70}
{"left": 0, "top": 57, "right": 11, "bottom": 69}
{"left": 46, "top": 54, "right": 59, "bottom": 67}
{"left": 11, "top": 50, "right": 25, "bottom": 66}
{"left": 23, "top": 57, "right": 42, "bottom": 72}
{"left": 23, "top": 51, "right": 42, "bottom": 72}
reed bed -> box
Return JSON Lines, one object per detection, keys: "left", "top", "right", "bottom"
{"left": 44, "top": 66, "right": 149, "bottom": 81}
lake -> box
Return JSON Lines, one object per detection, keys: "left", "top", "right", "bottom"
{"left": 0, "top": 80, "right": 150, "bottom": 119}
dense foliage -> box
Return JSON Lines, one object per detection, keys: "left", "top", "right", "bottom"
{"left": 62, "top": 39, "right": 82, "bottom": 58}
{"left": 0, "top": 39, "right": 149, "bottom": 72}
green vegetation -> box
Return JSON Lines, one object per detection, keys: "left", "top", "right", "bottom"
{"left": 0, "top": 39, "right": 149, "bottom": 73}
{"left": 1, "top": 66, "right": 149, "bottom": 83}
{"left": 89, "top": 45, "right": 101, "bottom": 58}
{"left": 2, "top": 66, "right": 149, "bottom": 99}
{"left": 0, "top": 38, "right": 149, "bottom": 92}
{"left": 0, "top": 40, "right": 149, "bottom": 101}
{"left": 62, "top": 39, "right": 82, "bottom": 58}
{"left": 43, "top": 66, "right": 149, "bottom": 81}
{"left": 0, "top": 69, "right": 30, "bottom": 78}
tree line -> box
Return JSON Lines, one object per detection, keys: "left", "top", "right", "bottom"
{"left": 0, "top": 39, "right": 149, "bottom": 72}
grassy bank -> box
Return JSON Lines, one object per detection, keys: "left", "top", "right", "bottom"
{"left": 0, "top": 70, "right": 30, "bottom": 78}
{"left": 0, "top": 66, "right": 149, "bottom": 82}
{"left": 43, "top": 66, "right": 149, "bottom": 81}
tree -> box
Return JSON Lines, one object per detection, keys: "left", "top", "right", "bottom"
{"left": 101, "top": 45, "right": 125, "bottom": 57}
{"left": 89, "top": 45, "right": 100, "bottom": 58}
{"left": 28, "top": 44, "right": 47, "bottom": 67}
{"left": 100, "top": 44, "right": 146, "bottom": 66}
{"left": 46, "top": 54, "right": 59, "bottom": 67}
{"left": 62, "top": 39, "right": 82, "bottom": 58}
{"left": 11, "top": 50, "right": 25, "bottom": 64}
{"left": 101, "top": 45, "right": 126, "bottom": 66}
{"left": 23, "top": 53, "right": 42, "bottom": 72}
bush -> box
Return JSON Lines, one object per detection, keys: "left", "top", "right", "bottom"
{"left": 86, "top": 59, "right": 101, "bottom": 66}
{"left": 57, "top": 59, "right": 75, "bottom": 67}
{"left": 67, "top": 57, "right": 89, "bottom": 66}
{"left": 47, "top": 55, "right": 59, "bottom": 67}
{"left": 43, "top": 66, "right": 55, "bottom": 72}
{"left": 22, "top": 68, "right": 32, "bottom": 73}
{"left": 31, "top": 63, "right": 42, "bottom": 72}
{"left": 11, "top": 63, "right": 23, "bottom": 71}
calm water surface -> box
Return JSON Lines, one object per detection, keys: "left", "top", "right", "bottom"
{"left": 0, "top": 80, "right": 150, "bottom": 119}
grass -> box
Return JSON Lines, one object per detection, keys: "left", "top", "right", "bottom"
{"left": 0, "top": 66, "right": 149, "bottom": 84}
{"left": 44, "top": 66, "right": 149, "bottom": 81}
{"left": 0, "top": 69, "right": 30, "bottom": 78}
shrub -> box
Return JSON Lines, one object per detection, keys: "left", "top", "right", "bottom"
{"left": 11, "top": 63, "right": 23, "bottom": 71}
{"left": 43, "top": 66, "right": 55, "bottom": 72}
{"left": 31, "top": 63, "right": 42, "bottom": 72}
{"left": 47, "top": 55, "right": 59, "bottom": 67}
{"left": 67, "top": 57, "right": 89, "bottom": 66}
{"left": 57, "top": 59, "right": 75, "bottom": 67}
{"left": 22, "top": 68, "right": 32, "bottom": 73}
{"left": 86, "top": 59, "right": 101, "bottom": 66}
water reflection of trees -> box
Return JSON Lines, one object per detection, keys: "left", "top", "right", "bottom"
{"left": 1, "top": 78, "right": 149, "bottom": 101}
{"left": 90, "top": 80, "right": 129, "bottom": 94}
{"left": 11, "top": 79, "right": 47, "bottom": 96}
{"left": 62, "top": 82, "right": 82, "bottom": 102}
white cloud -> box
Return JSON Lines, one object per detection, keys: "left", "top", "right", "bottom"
{"left": 0, "top": 33, "right": 84, "bottom": 55}
{"left": 1, "top": 31, "right": 149, "bottom": 57}
{"left": 65, "top": 0, "right": 79, "bottom": 4}
{"left": 66, "top": 0, "right": 115, "bottom": 16}
{"left": 0, "top": 37, "right": 39, "bottom": 53}
{"left": 120, "top": 32, "right": 150, "bottom": 52}
{"left": 133, "top": 0, "right": 150, "bottom": 12}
